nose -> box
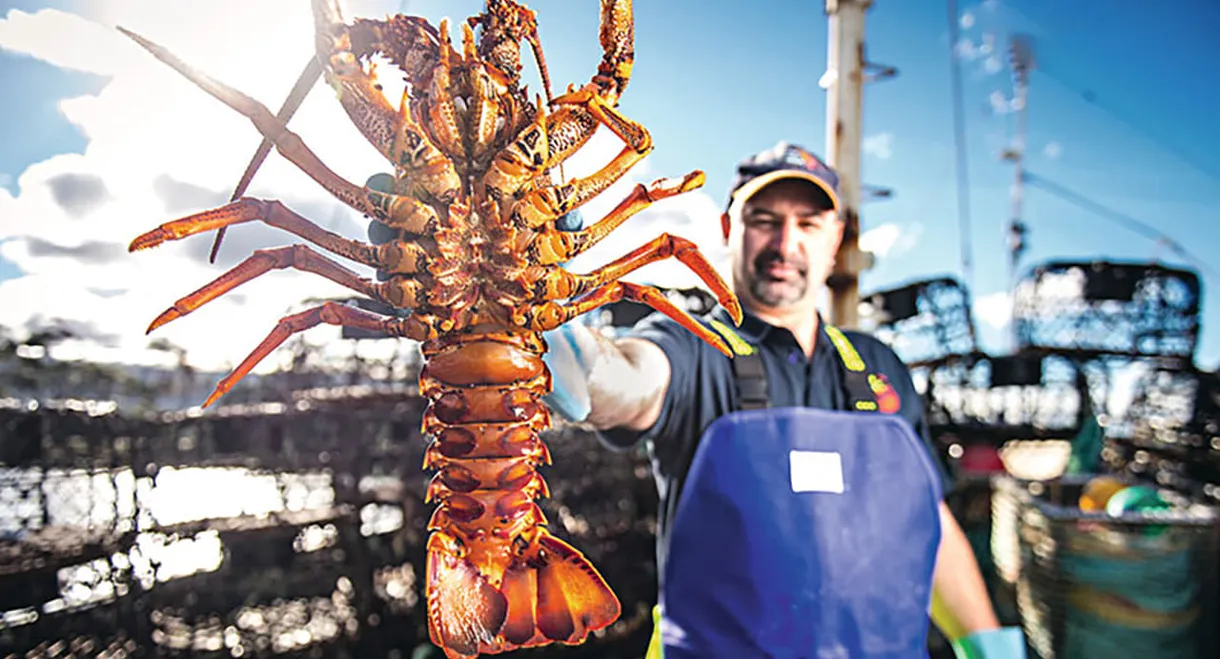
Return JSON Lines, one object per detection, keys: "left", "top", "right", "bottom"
{"left": 770, "top": 216, "right": 801, "bottom": 260}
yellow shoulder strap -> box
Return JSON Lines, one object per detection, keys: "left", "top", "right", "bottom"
{"left": 709, "top": 319, "right": 868, "bottom": 371}
{"left": 823, "top": 324, "right": 885, "bottom": 412}
{"left": 822, "top": 324, "right": 866, "bottom": 372}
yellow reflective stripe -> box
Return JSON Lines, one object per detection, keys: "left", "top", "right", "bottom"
{"left": 709, "top": 319, "right": 756, "bottom": 356}
{"left": 707, "top": 320, "right": 870, "bottom": 375}
{"left": 646, "top": 605, "right": 665, "bottom": 659}
{"left": 823, "top": 325, "right": 865, "bottom": 372}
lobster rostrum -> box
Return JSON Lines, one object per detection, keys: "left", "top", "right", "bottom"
{"left": 118, "top": 1, "right": 742, "bottom": 656}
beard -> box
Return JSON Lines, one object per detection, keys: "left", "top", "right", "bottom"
{"left": 745, "top": 248, "right": 809, "bottom": 307}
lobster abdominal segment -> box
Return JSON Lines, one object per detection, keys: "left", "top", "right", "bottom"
{"left": 121, "top": 1, "right": 743, "bottom": 657}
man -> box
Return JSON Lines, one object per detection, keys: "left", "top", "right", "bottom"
{"left": 542, "top": 142, "right": 1025, "bottom": 658}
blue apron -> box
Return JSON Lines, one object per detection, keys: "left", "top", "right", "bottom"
{"left": 657, "top": 406, "right": 944, "bottom": 659}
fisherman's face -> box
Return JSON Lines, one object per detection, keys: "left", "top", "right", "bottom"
{"left": 724, "top": 178, "right": 844, "bottom": 312}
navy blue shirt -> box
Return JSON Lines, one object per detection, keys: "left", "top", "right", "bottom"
{"left": 598, "top": 307, "right": 952, "bottom": 577}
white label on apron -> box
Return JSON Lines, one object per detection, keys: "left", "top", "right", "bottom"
{"left": 789, "top": 450, "right": 845, "bottom": 494}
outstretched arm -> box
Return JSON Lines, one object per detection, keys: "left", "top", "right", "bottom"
{"left": 544, "top": 322, "right": 671, "bottom": 433}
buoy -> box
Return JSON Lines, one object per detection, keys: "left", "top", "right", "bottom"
{"left": 1078, "top": 476, "right": 1126, "bottom": 512}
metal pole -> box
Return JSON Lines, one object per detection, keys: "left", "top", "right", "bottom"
{"left": 946, "top": 0, "right": 975, "bottom": 302}
{"left": 824, "top": 0, "right": 872, "bottom": 330}
{"left": 1001, "top": 35, "right": 1033, "bottom": 351}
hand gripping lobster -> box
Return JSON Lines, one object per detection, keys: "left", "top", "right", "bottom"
{"left": 118, "top": 2, "right": 742, "bottom": 657}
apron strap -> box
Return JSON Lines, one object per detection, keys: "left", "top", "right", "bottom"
{"left": 709, "top": 318, "right": 880, "bottom": 414}
{"left": 709, "top": 318, "right": 771, "bottom": 411}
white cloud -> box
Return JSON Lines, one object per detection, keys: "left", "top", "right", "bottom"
{"left": 859, "top": 221, "right": 922, "bottom": 259}
{"left": 1043, "top": 141, "right": 1063, "bottom": 160}
{"left": 953, "top": 31, "right": 1002, "bottom": 79}
{"left": 862, "top": 132, "right": 893, "bottom": 161}
{"left": 989, "top": 90, "right": 1015, "bottom": 115}
{"left": 978, "top": 33, "right": 996, "bottom": 57}
{"left": 0, "top": 3, "right": 383, "bottom": 375}
{"left": 0, "top": 2, "right": 723, "bottom": 376}
{"left": 973, "top": 291, "right": 1012, "bottom": 330}
{"left": 859, "top": 224, "right": 900, "bottom": 257}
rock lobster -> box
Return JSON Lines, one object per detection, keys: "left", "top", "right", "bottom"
{"left": 119, "top": 1, "right": 741, "bottom": 656}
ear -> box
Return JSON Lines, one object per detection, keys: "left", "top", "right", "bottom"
{"left": 720, "top": 212, "right": 731, "bottom": 242}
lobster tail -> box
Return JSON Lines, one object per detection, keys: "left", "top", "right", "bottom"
{"left": 420, "top": 332, "right": 620, "bottom": 658}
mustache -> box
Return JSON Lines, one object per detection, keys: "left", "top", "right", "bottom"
{"left": 752, "top": 249, "right": 807, "bottom": 276}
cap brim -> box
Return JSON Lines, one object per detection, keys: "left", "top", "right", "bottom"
{"left": 728, "top": 170, "right": 841, "bottom": 214}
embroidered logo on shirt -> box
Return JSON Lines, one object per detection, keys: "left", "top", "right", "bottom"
{"left": 868, "top": 373, "right": 901, "bottom": 414}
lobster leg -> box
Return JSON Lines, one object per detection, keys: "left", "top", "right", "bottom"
{"left": 200, "top": 301, "right": 450, "bottom": 408}
{"left": 530, "top": 171, "right": 706, "bottom": 265}
{"left": 141, "top": 244, "right": 434, "bottom": 334}
{"left": 499, "top": 0, "right": 635, "bottom": 180}
{"left": 489, "top": 0, "right": 635, "bottom": 180}
{"left": 133, "top": 198, "right": 374, "bottom": 261}
{"left": 128, "top": 197, "right": 439, "bottom": 278}
{"left": 117, "top": 28, "right": 439, "bottom": 225}
{"left": 486, "top": 61, "right": 651, "bottom": 209}
{"left": 483, "top": 91, "right": 553, "bottom": 201}
{"left": 418, "top": 19, "right": 466, "bottom": 160}
{"left": 536, "top": 234, "right": 742, "bottom": 324}
{"left": 326, "top": 53, "right": 462, "bottom": 201}
{"left": 510, "top": 87, "right": 652, "bottom": 229}
{"left": 589, "top": 0, "right": 635, "bottom": 104}
{"left": 517, "top": 281, "right": 733, "bottom": 358}
{"left": 311, "top": 0, "right": 462, "bottom": 199}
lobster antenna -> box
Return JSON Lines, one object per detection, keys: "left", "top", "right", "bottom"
{"left": 209, "top": 55, "right": 324, "bottom": 263}
{"left": 521, "top": 14, "right": 564, "bottom": 188}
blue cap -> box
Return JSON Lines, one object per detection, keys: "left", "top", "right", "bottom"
{"left": 727, "top": 141, "right": 841, "bottom": 213}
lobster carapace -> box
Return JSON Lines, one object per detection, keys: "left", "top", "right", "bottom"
{"left": 119, "top": 1, "right": 742, "bottom": 656}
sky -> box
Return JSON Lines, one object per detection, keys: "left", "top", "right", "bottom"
{"left": 0, "top": 0, "right": 1218, "bottom": 383}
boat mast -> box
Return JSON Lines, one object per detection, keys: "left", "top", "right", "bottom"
{"left": 824, "top": 0, "right": 893, "bottom": 329}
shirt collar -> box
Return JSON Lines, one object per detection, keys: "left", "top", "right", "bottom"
{"left": 712, "top": 306, "right": 835, "bottom": 352}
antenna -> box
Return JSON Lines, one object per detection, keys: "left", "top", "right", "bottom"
{"left": 999, "top": 33, "right": 1034, "bottom": 350}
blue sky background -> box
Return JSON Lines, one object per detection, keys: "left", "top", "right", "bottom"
{"left": 1, "top": 0, "right": 1218, "bottom": 370}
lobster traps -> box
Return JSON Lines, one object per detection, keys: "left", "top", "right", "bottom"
{"left": 860, "top": 276, "right": 979, "bottom": 368}
{"left": 1102, "top": 365, "right": 1220, "bottom": 506}
{"left": 993, "top": 474, "right": 1220, "bottom": 659}
{"left": 1012, "top": 260, "right": 1201, "bottom": 366}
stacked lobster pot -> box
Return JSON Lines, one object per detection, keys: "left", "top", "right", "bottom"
{"left": 991, "top": 473, "right": 1220, "bottom": 659}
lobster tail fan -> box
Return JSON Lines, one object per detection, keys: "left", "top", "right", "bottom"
{"left": 426, "top": 536, "right": 509, "bottom": 658}
{"left": 426, "top": 530, "right": 618, "bottom": 656}
{"left": 499, "top": 532, "right": 622, "bottom": 647}
{"left": 533, "top": 532, "right": 621, "bottom": 642}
